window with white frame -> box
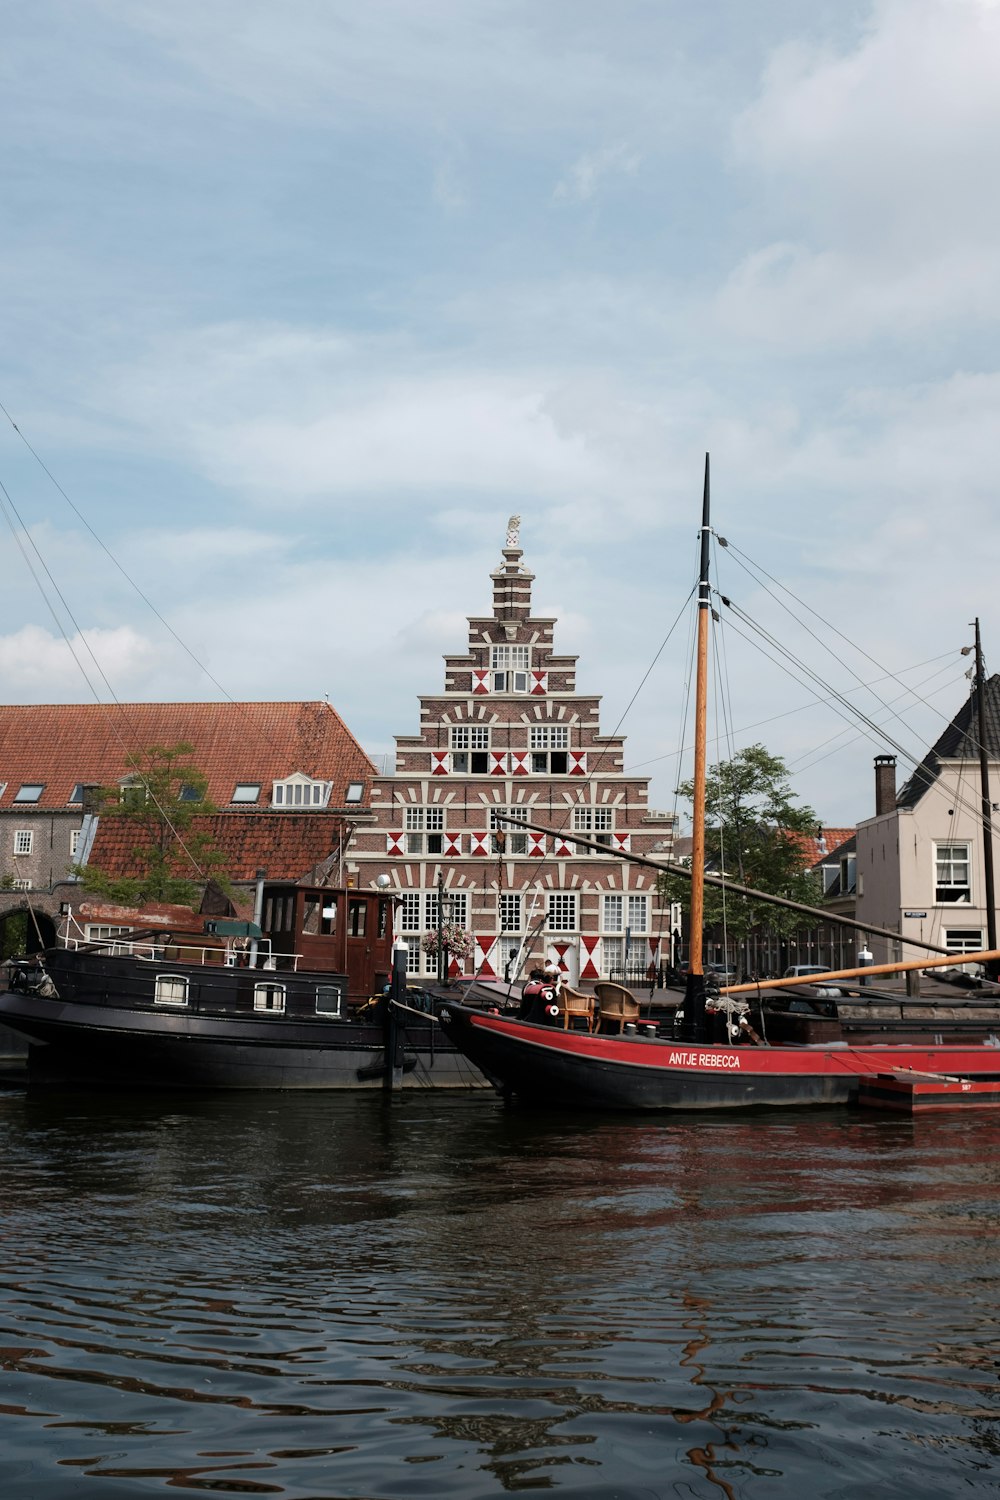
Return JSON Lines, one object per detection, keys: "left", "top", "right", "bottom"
{"left": 451, "top": 724, "right": 490, "bottom": 773}
{"left": 491, "top": 644, "right": 530, "bottom": 693}
{"left": 154, "top": 975, "right": 189, "bottom": 1006}
{"left": 85, "top": 924, "right": 132, "bottom": 944}
{"left": 547, "top": 892, "right": 577, "bottom": 931}
{"left": 443, "top": 890, "right": 469, "bottom": 929}
{"left": 935, "top": 843, "right": 971, "bottom": 903}
{"left": 627, "top": 895, "right": 649, "bottom": 932}
{"left": 602, "top": 936, "right": 624, "bottom": 975}
{"left": 272, "top": 776, "right": 332, "bottom": 808}
{"left": 529, "top": 725, "right": 568, "bottom": 750}
{"left": 13, "top": 878, "right": 32, "bottom": 891}
{"left": 492, "top": 806, "right": 528, "bottom": 854}
{"left": 404, "top": 805, "right": 444, "bottom": 854}
{"left": 70, "top": 829, "right": 82, "bottom": 857}
{"left": 13, "top": 830, "right": 33, "bottom": 856}
{"left": 254, "top": 981, "right": 286, "bottom": 1013}
{"left": 528, "top": 724, "right": 568, "bottom": 774}
{"left": 574, "top": 805, "right": 613, "bottom": 850}
{"left": 945, "top": 928, "right": 983, "bottom": 953}
{"left": 603, "top": 894, "right": 624, "bottom": 930}
{"left": 402, "top": 936, "right": 422, "bottom": 975}
{"left": 399, "top": 893, "right": 422, "bottom": 931}
{"left": 498, "top": 936, "right": 524, "bottom": 977}
{"left": 315, "top": 984, "right": 344, "bottom": 1017}
{"left": 499, "top": 892, "right": 522, "bottom": 932}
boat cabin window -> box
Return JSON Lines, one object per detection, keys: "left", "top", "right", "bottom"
{"left": 85, "top": 924, "right": 133, "bottom": 945}
{"left": 254, "top": 982, "right": 286, "bottom": 1013}
{"left": 347, "top": 900, "right": 367, "bottom": 937}
{"left": 302, "top": 899, "right": 321, "bottom": 935}
{"left": 154, "top": 975, "right": 189, "bottom": 1007}
{"left": 263, "top": 894, "right": 294, "bottom": 932}
{"left": 315, "top": 984, "right": 343, "bottom": 1018}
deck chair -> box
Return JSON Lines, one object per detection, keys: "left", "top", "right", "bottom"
{"left": 594, "top": 981, "right": 641, "bottom": 1034}
{"left": 555, "top": 984, "right": 596, "bottom": 1032}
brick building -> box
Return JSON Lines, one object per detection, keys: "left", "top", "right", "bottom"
{"left": 0, "top": 701, "right": 374, "bottom": 947}
{"left": 350, "top": 524, "right": 676, "bottom": 984}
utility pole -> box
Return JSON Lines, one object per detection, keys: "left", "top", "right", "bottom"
{"left": 973, "top": 618, "right": 998, "bottom": 975}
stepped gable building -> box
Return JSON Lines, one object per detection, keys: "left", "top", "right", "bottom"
{"left": 351, "top": 520, "right": 676, "bottom": 984}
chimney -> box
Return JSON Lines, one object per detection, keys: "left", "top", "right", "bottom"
{"left": 874, "top": 755, "right": 896, "bottom": 816}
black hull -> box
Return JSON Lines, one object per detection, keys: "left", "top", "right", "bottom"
{"left": 439, "top": 1001, "right": 1000, "bottom": 1111}
{"left": 0, "top": 953, "right": 486, "bottom": 1091}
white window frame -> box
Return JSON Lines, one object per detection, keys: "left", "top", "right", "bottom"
{"left": 491, "top": 644, "right": 530, "bottom": 694}
{"left": 315, "top": 984, "right": 344, "bottom": 1017}
{"left": 154, "top": 974, "right": 189, "bottom": 1007}
{"left": 602, "top": 935, "right": 624, "bottom": 976}
{"left": 547, "top": 892, "right": 578, "bottom": 932}
{"left": 272, "top": 775, "right": 332, "bottom": 808}
{"left": 254, "top": 982, "right": 287, "bottom": 1013}
{"left": 499, "top": 892, "right": 522, "bottom": 932}
{"left": 404, "top": 805, "right": 445, "bottom": 855}
{"left": 627, "top": 895, "right": 649, "bottom": 932}
{"left": 934, "top": 842, "right": 971, "bottom": 904}
{"left": 492, "top": 806, "right": 528, "bottom": 854}
{"left": 13, "top": 878, "right": 32, "bottom": 891}
{"left": 399, "top": 893, "right": 422, "bottom": 932}
{"left": 13, "top": 830, "right": 33, "bottom": 857}
{"left": 603, "top": 894, "right": 624, "bottom": 931}
{"left": 70, "top": 829, "right": 82, "bottom": 857}
{"left": 529, "top": 725, "right": 568, "bottom": 751}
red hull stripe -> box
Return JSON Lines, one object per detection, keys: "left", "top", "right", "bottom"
{"left": 467, "top": 1012, "right": 1000, "bottom": 1079}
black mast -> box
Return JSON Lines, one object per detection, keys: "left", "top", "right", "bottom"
{"left": 973, "top": 618, "right": 998, "bottom": 975}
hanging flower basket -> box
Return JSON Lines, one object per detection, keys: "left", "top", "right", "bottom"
{"left": 421, "top": 924, "right": 474, "bottom": 962}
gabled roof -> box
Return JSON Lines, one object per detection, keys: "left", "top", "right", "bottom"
{"left": 0, "top": 702, "right": 374, "bottom": 812}
{"left": 87, "top": 810, "right": 352, "bottom": 884}
{"left": 896, "top": 674, "right": 1000, "bottom": 809}
{"left": 796, "top": 827, "right": 855, "bottom": 867}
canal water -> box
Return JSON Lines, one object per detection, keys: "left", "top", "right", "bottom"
{"left": 1, "top": 1085, "right": 998, "bottom": 1499}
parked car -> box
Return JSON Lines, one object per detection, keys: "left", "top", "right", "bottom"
{"left": 706, "top": 962, "right": 738, "bottom": 985}
{"left": 782, "top": 964, "right": 833, "bottom": 979}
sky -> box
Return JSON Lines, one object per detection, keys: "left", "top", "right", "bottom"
{"left": 2, "top": 0, "right": 999, "bottom": 828}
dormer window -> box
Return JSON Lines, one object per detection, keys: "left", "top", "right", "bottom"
{"left": 14, "top": 784, "right": 44, "bottom": 803}
{"left": 345, "top": 782, "right": 364, "bottom": 803}
{"left": 232, "top": 783, "right": 261, "bottom": 803}
{"left": 272, "top": 774, "right": 332, "bottom": 808}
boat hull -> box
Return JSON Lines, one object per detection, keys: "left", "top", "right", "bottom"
{"left": 439, "top": 1001, "right": 1000, "bottom": 1111}
{"left": 0, "top": 956, "right": 486, "bottom": 1091}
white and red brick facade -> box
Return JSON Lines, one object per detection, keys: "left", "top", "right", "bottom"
{"left": 351, "top": 532, "right": 676, "bottom": 984}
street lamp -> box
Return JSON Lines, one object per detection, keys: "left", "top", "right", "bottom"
{"left": 437, "top": 871, "right": 456, "bottom": 987}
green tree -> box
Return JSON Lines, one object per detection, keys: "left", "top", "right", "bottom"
{"left": 73, "top": 742, "right": 232, "bottom": 907}
{"left": 660, "top": 743, "right": 821, "bottom": 953}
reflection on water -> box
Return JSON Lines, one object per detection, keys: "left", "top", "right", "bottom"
{"left": 1, "top": 1085, "right": 998, "bottom": 1498}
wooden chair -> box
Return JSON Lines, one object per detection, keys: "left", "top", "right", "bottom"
{"left": 555, "top": 984, "right": 596, "bottom": 1032}
{"left": 594, "top": 981, "right": 641, "bottom": 1034}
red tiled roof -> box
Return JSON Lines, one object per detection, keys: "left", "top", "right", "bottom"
{"left": 0, "top": 702, "right": 374, "bottom": 811}
{"left": 794, "top": 827, "right": 855, "bottom": 866}
{"left": 88, "top": 811, "right": 354, "bottom": 884}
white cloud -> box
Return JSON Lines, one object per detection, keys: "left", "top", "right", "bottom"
{"left": 0, "top": 624, "right": 157, "bottom": 697}
{"left": 555, "top": 144, "right": 642, "bottom": 203}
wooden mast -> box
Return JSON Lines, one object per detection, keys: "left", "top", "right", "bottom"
{"left": 680, "top": 454, "right": 712, "bottom": 1042}
{"left": 973, "top": 617, "right": 998, "bottom": 974}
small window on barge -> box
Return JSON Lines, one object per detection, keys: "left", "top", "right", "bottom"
{"left": 315, "top": 984, "right": 343, "bottom": 1018}
{"left": 254, "top": 982, "right": 286, "bottom": 1013}
{"left": 154, "top": 975, "right": 189, "bottom": 1007}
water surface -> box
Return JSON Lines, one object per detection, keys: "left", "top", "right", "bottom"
{"left": 1, "top": 1085, "right": 998, "bottom": 1498}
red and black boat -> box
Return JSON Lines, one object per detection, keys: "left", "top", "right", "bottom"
{"left": 439, "top": 458, "right": 1000, "bottom": 1110}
